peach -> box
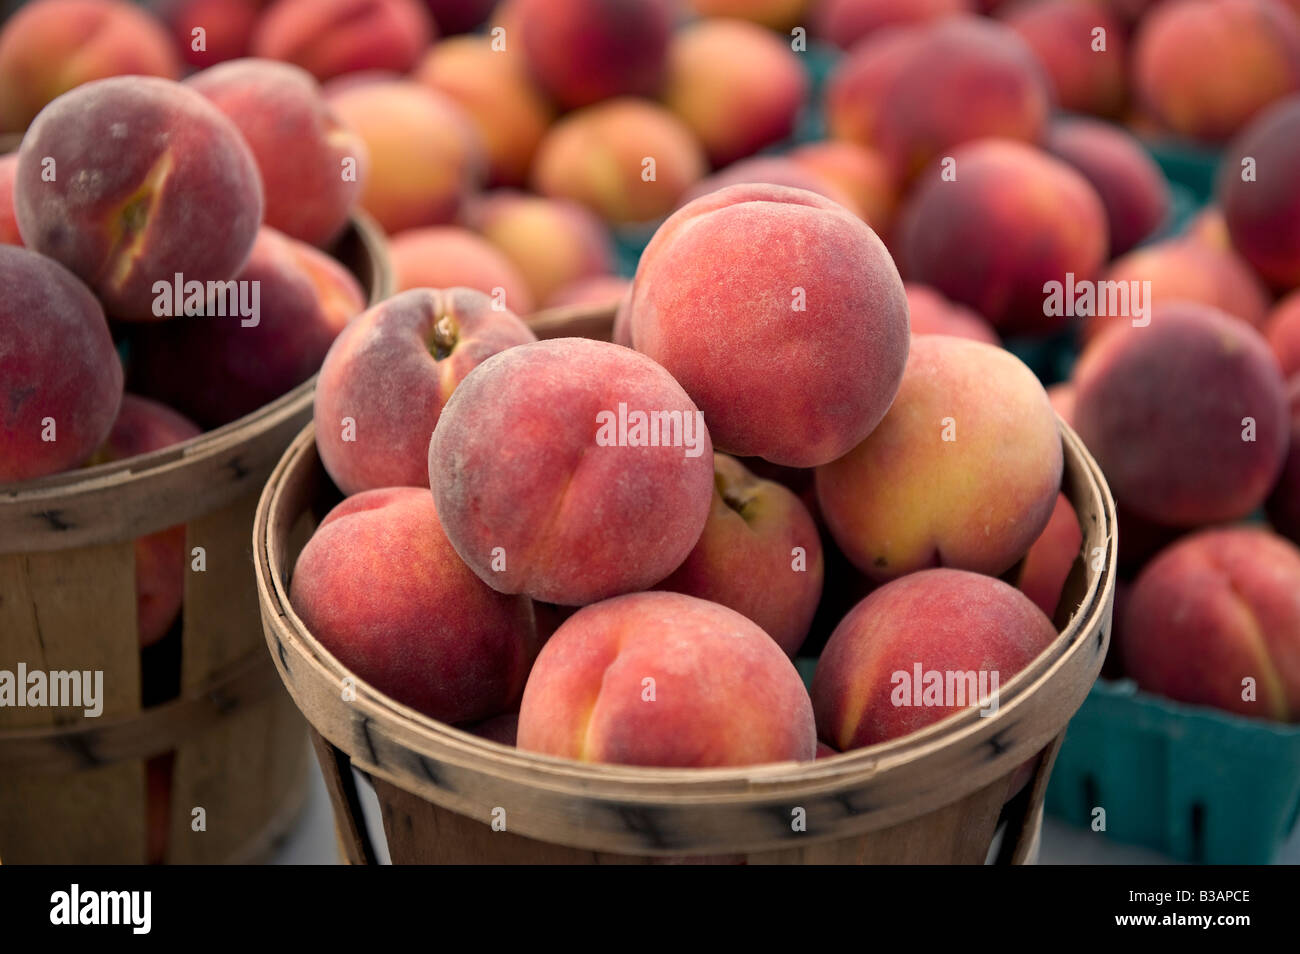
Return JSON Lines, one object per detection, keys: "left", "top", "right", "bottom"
{"left": 0, "top": 0, "right": 181, "bottom": 134}
{"left": 1267, "top": 291, "right": 1300, "bottom": 378}
{"left": 904, "top": 282, "right": 1000, "bottom": 345}
{"left": 129, "top": 226, "right": 366, "bottom": 427}
{"left": 1073, "top": 303, "right": 1289, "bottom": 526}
{"left": 327, "top": 79, "right": 483, "bottom": 234}
{"left": 678, "top": 156, "right": 865, "bottom": 219}
{"left": 514, "top": 0, "right": 673, "bottom": 109}
{"left": 788, "top": 140, "right": 898, "bottom": 234}
{"left": 465, "top": 712, "right": 519, "bottom": 746}
{"left": 1047, "top": 381, "right": 1075, "bottom": 426}
{"left": 1266, "top": 378, "right": 1300, "bottom": 543}
{"left": 815, "top": 335, "right": 1062, "bottom": 582}
{"left": 388, "top": 227, "right": 534, "bottom": 314}
{"left": 816, "top": 0, "right": 973, "bottom": 50}
{"left": 1122, "top": 526, "right": 1300, "bottom": 720}
{"left": 531, "top": 98, "right": 707, "bottom": 225}
{"left": 0, "top": 245, "right": 122, "bottom": 483}
{"left": 1014, "top": 493, "right": 1083, "bottom": 619}
{"left": 428, "top": 338, "right": 714, "bottom": 605}
{"left": 1046, "top": 118, "right": 1170, "bottom": 256}
{"left": 656, "top": 454, "right": 824, "bottom": 658}
{"left": 1218, "top": 95, "right": 1300, "bottom": 288}
{"left": 543, "top": 275, "right": 631, "bottom": 312}
{"left": 0, "top": 153, "right": 19, "bottom": 246}
{"left": 467, "top": 191, "right": 616, "bottom": 307}
{"left": 13, "top": 76, "right": 263, "bottom": 322}
{"left": 1133, "top": 0, "right": 1300, "bottom": 142}
{"left": 812, "top": 569, "right": 1057, "bottom": 749}
{"left": 250, "top": 0, "right": 433, "bottom": 83}
{"left": 413, "top": 35, "right": 553, "bottom": 188}
{"left": 424, "top": 0, "right": 496, "bottom": 33}
{"left": 686, "top": 0, "right": 811, "bottom": 31}
{"left": 164, "top": 0, "right": 265, "bottom": 70}
{"left": 815, "top": 741, "right": 839, "bottom": 760}
{"left": 663, "top": 18, "right": 808, "bottom": 167}
{"left": 316, "top": 287, "right": 534, "bottom": 496}
{"left": 897, "top": 139, "right": 1108, "bottom": 335}
{"left": 1002, "top": 0, "right": 1128, "bottom": 118}
{"left": 517, "top": 592, "right": 816, "bottom": 766}
{"left": 826, "top": 16, "right": 1052, "bottom": 181}
{"left": 1185, "top": 205, "right": 1232, "bottom": 251}
{"left": 290, "top": 486, "right": 539, "bottom": 724}
{"left": 187, "top": 58, "right": 367, "bottom": 248}
{"left": 612, "top": 286, "right": 634, "bottom": 347}
{"left": 630, "top": 183, "right": 909, "bottom": 468}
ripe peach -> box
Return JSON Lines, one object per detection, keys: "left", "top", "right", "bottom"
{"left": 678, "top": 156, "right": 865, "bottom": 219}
{"left": 1047, "top": 381, "right": 1075, "bottom": 427}
{"left": 1267, "top": 291, "right": 1300, "bottom": 378}
{"left": 1014, "top": 493, "right": 1083, "bottom": 619}
{"left": 428, "top": 338, "right": 714, "bottom": 606}
{"left": 1002, "top": 0, "right": 1128, "bottom": 118}
{"left": 686, "top": 0, "right": 810, "bottom": 30}
{"left": 1266, "top": 378, "right": 1300, "bottom": 543}
{"left": 290, "top": 487, "right": 539, "bottom": 724}
{"left": 517, "top": 592, "right": 816, "bottom": 767}
{"left": 389, "top": 227, "right": 534, "bottom": 315}
{"left": 630, "top": 183, "right": 909, "bottom": 468}
{"left": 816, "top": 0, "right": 973, "bottom": 50}
{"left": 250, "top": 0, "right": 433, "bottom": 83}
{"left": 164, "top": 0, "right": 265, "bottom": 70}
{"left": 813, "top": 569, "right": 1057, "bottom": 749}
{"left": 316, "top": 287, "right": 535, "bottom": 496}
{"left": 0, "top": 153, "right": 19, "bottom": 246}
{"left": 904, "top": 283, "right": 1000, "bottom": 345}
{"left": 788, "top": 140, "right": 898, "bottom": 234}
{"left": 815, "top": 335, "right": 1062, "bottom": 582}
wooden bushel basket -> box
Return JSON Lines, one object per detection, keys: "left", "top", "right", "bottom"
{"left": 255, "top": 304, "right": 1118, "bottom": 865}
{"left": 0, "top": 216, "right": 392, "bottom": 864}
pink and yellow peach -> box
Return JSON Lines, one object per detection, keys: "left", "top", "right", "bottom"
{"left": 388, "top": 227, "right": 535, "bottom": 315}
{"left": 1002, "top": 0, "right": 1128, "bottom": 118}
{"left": 904, "top": 283, "right": 999, "bottom": 345}
{"left": 164, "top": 0, "right": 266, "bottom": 70}
{"left": 1267, "top": 291, "right": 1300, "bottom": 378}
{"left": 788, "top": 140, "right": 898, "bottom": 234}
{"left": 250, "top": 0, "right": 433, "bottom": 83}
{"left": 816, "top": 0, "right": 973, "bottom": 50}
{"left": 687, "top": 0, "right": 810, "bottom": 31}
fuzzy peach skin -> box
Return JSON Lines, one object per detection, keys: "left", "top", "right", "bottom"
{"left": 825, "top": 16, "right": 1052, "bottom": 182}
{"left": 0, "top": 154, "right": 19, "bottom": 246}
{"left": 250, "top": 0, "right": 433, "bottom": 83}
{"left": 317, "top": 287, "right": 535, "bottom": 496}
{"left": 290, "top": 486, "right": 539, "bottom": 723}
{"left": 897, "top": 139, "right": 1108, "bottom": 336}
{"left": 678, "top": 156, "right": 865, "bottom": 219}
{"left": 1218, "top": 95, "right": 1300, "bottom": 289}
{"left": 816, "top": 335, "right": 1062, "bottom": 582}
{"left": 428, "top": 338, "right": 715, "bottom": 605}
{"left": 389, "top": 227, "right": 535, "bottom": 315}
{"left": 656, "top": 454, "right": 824, "bottom": 658}
{"left": 1073, "top": 303, "right": 1289, "bottom": 526}
{"left": 517, "top": 592, "right": 816, "bottom": 766}
{"left": 327, "top": 80, "right": 483, "bottom": 234}
{"left": 904, "top": 283, "right": 1000, "bottom": 345}
{"left": 1267, "top": 291, "right": 1300, "bottom": 378}
{"left": 13, "top": 77, "right": 263, "bottom": 322}
{"left": 788, "top": 141, "right": 898, "bottom": 235}
{"left": 467, "top": 192, "right": 616, "bottom": 307}
{"left": 0, "top": 0, "right": 181, "bottom": 134}
{"left": 414, "top": 35, "right": 554, "bottom": 188}
{"left": 543, "top": 275, "right": 631, "bottom": 311}
{"left": 187, "top": 58, "right": 367, "bottom": 248}
{"left": 163, "top": 0, "right": 266, "bottom": 70}
{"left": 1266, "top": 377, "right": 1300, "bottom": 544}
{"left": 514, "top": 0, "right": 673, "bottom": 110}
{"left": 1046, "top": 118, "right": 1169, "bottom": 257}
{"left": 630, "top": 183, "right": 909, "bottom": 468}
{"left": 90, "top": 394, "right": 200, "bottom": 647}
{"left": 1133, "top": 0, "right": 1300, "bottom": 143}
{"left": 812, "top": 569, "right": 1058, "bottom": 749}
{"left": 816, "top": 0, "right": 973, "bottom": 50}
{"left": 663, "top": 18, "right": 808, "bottom": 168}
{"left": 1002, "top": 0, "right": 1127, "bottom": 118}
{"left": 687, "top": 0, "right": 810, "bottom": 30}
{"left": 531, "top": 98, "right": 707, "bottom": 225}
{"left": 129, "top": 226, "right": 365, "bottom": 428}
{"left": 1014, "top": 493, "right": 1083, "bottom": 619}
{"left": 0, "top": 245, "right": 122, "bottom": 482}
{"left": 1122, "top": 526, "right": 1300, "bottom": 720}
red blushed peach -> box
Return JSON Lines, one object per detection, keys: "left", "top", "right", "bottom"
{"left": 1266, "top": 378, "right": 1300, "bottom": 544}
{"left": 656, "top": 454, "right": 824, "bottom": 658}
{"left": 1047, "top": 382, "right": 1075, "bottom": 427}
{"left": 428, "top": 338, "right": 715, "bottom": 606}
{"left": 1014, "top": 493, "right": 1083, "bottom": 619}
{"left": 816, "top": 0, "right": 973, "bottom": 50}
{"left": 1046, "top": 118, "right": 1170, "bottom": 256}
{"left": 129, "top": 226, "right": 365, "bottom": 427}
{"left": 514, "top": 0, "right": 673, "bottom": 110}
{"left": 612, "top": 286, "right": 633, "bottom": 347}
{"left": 424, "top": 0, "right": 496, "bottom": 33}
{"left": 630, "top": 183, "right": 909, "bottom": 468}
{"left": 250, "top": 0, "right": 433, "bottom": 83}
{"left": 1074, "top": 303, "right": 1289, "bottom": 526}
{"left": 1122, "top": 526, "right": 1300, "bottom": 720}
{"left": 327, "top": 80, "right": 484, "bottom": 234}
{"left": 815, "top": 741, "right": 839, "bottom": 759}
{"left": 897, "top": 139, "right": 1108, "bottom": 336}
{"left": 316, "top": 287, "right": 535, "bottom": 496}
{"left": 1267, "top": 291, "right": 1300, "bottom": 378}
{"left": 678, "top": 156, "right": 865, "bottom": 219}
{"left": 543, "top": 275, "right": 631, "bottom": 312}
{"left": 414, "top": 35, "right": 553, "bottom": 188}
{"left": 0, "top": 153, "right": 19, "bottom": 246}
{"left": 812, "top": 569, "right": 1057, "bottom": 749}
{"left": 91, "top": 394, "right": 200, "bottom": 647}
{"left": 1133, "top": 0, "right": 1300, "bottom": 143}
{"left": 388, "top": 227, "right": 534, "bottom": 315}
{"left": 531, "top": 98, "right": 707, "bottom": 225}
{"left": 517, "top": 592, "right": 816, "bottom": 767}
{"left": 164, "top": 0, "right": 266, "bottom": 70}
{"left": 0, "top": 245, "right": 122, "bottom": 482}
{"left": 0, "top": 0, "right": 181, "bottom": 134}
{"left": 687, "top": 0, "right": 810, "bottom": 30}
{"left": 13, "top": 77, "right": 263, "bottom": 322}
{"left": 663, "top": 18, "right": 808, "bottom": 168}
{"left": 290, "top": 486, "right": 539, "bottom": 724}
{"left": 815, "top": 335, "right": 1062, "bottom": 582}
{"left": 1002, "top": 0, "right": 1128, "bottom": 118}
{"left": 468, "top": 191, "right": 616, "bottom": 308}
{"left": 1218, "top": 95, "right": 1300, "bottom": 289}
{"left": 788, "top": 141, "right": 898, "bottom": 235}
{"left": 188, "top": 58, "right": 367, "bottom": 248}
{"left": 904, "top": 283, "right": 1000, "bottom": 345}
